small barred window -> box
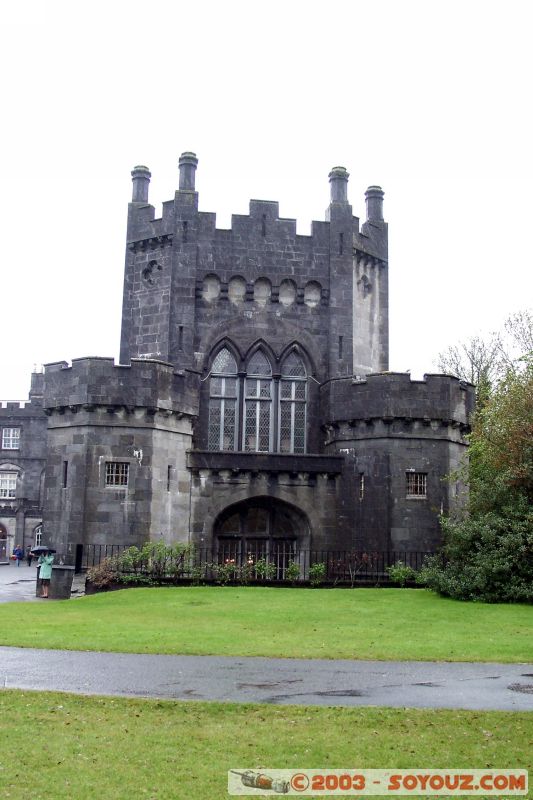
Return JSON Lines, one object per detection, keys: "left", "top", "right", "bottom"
{"left": 2, "top": 428, "right": 20, "bottom": 450}
{"left": 105, "top": 462, "right": 129, "bottom": 487}
{"left": 406, "top": 471, "right": 427, "bottom": 498}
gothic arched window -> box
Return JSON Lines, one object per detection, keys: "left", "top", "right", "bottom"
{"left": 279, "top": 352, "right": 307, "bottom": 453}
{"left": 206, "top": 346, "right": 308, "bottom": 454}
{"left": 208, "top": 348, "right": 238, "bottom": 451}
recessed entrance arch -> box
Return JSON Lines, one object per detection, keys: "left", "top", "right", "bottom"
{"left": 214, "top": 498, "right": 309, "bottom": 578}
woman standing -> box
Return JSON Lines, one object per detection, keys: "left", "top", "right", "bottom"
{"left": 37, "top": 551, "right": 54, "bottom": 598}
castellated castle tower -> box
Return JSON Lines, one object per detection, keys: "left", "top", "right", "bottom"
{"left": 33, "top": 153, "right": 474, "bottom": 566}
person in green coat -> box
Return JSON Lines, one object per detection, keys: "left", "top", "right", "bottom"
{"left": 38, "top": 552, "right": 54, "bottom": 598}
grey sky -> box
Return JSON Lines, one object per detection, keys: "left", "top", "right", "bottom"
{"left": 2, "top": 0, "right": 531, "bottom": 398}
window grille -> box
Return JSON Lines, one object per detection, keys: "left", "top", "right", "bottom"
{"left": 406, "top": 471, "right": 427, "bottom": 497}
{"left": 2, "top": 428, "right": 20, "bottom": 450}
{"left": 105, "top": 462, "right": 129, "bottom": 487}
{"left": 0, "top": 472, "right": 17, "bottom": 498}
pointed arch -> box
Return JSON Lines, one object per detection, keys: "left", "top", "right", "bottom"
{"left": 243, "top": 339, "right": 277, "bottom": 370}
{"left": 207, "top": 339, "right": 241, "bottom": 375}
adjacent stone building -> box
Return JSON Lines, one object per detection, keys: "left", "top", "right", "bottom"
{"left": 0, "top": 373, "right": 47, "bottom": 561}
{"left": 7, "top": 153, "right": 475, "bottom": 567}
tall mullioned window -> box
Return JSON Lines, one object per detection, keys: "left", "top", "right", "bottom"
{"left": 207, "top": 346, "right": 308, "bottom": 454}
{"left": 244, "top": 351, "right": 272, "bottom": 452}
{"left": 208, "top": 348, "right": 239, "bottom": 451}
{"left": 279, "top": 352, "right": 307, "bottom": 454}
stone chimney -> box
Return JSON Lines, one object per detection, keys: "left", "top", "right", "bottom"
{"left": 178, "top": 152, "right": 198, "bottom": 191}
{"left": 365, "top": 185, "right": 385, "bottom": 222}
{"left": 328, "top": 166, "right": 350, "bottom": 204}
{"left": 131, "top": 165, "right": 151, "bottom": 203}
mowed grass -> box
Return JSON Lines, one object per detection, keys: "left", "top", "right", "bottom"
{"left": 0, "top": 689, "right": 531, "bottom": 800}
{"left": 0, "top": 587, "right": 532, "bottom": 661}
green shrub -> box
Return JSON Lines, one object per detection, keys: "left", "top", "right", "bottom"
{"left": 420, "top": 504, "right": 533, "bottom": 602}
{"left": 87, "top": 557, "right": 119, "bottom": 589}
{"left": 309, "top": 561, "right": 326, "bottom": 587}
{"left": 284, "top": 561, "right": 300, "bottom": 584}
{"left": 386, "top": 561, "right": 417, "bottom": 587}
{"left": 254, "top": 558, "right": 277, "bottom": 581}
{"left": 211, "top": 560, "right": 238, "bottom": 586}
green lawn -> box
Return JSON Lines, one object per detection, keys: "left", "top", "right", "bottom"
{"left": 0, "top": 689, "right": 531, "bottom": 800}
{"left": 0, "top": 587, "right": 532, "bottom": 661}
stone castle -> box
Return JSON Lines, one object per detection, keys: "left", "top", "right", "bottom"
{"left": 0, "top": 153, "right": 474, "bottom": 565}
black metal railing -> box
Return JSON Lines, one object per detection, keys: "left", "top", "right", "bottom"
{"left": 74, "top": 542, "right": 433, "bottom": 584}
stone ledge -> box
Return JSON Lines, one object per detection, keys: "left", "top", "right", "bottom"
{"left": 187, "top": 450, "right": 344, "bottom": 475}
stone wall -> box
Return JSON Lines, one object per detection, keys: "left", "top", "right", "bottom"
{"left": 0, "top": 373, "right": 47, "bottom": 554}
{"left": 42, "top": 358, "right": 197, "bottom": 558}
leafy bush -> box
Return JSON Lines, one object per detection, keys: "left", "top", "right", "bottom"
{"left": 308, "top": 562, "right": 326, "bottom": 587}
{"left": 116, "top": 541, "right": 192, "bottom": 583}
{"left": 254, "top": 558, "right": 277, "bottom": 581}
{"left": 419, "top": 503, "right": 533, "bottom": 602}
{"left": 87, "top": 557, "right": 119, "bottom": 589}
{"left": 284, "top": 561, "right": 300, "bottom": 584}
{"left": 386, "top": 561, "right": 417, "bottom": 587}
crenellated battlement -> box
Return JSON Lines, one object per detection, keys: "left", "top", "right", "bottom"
{"left": 321, "top": 372, "right": 475, "bottom": 434}
{"left": 126, "top": 157, "right": 387, "bottom": 263}
{"left": 43, "top": 357, "right": 198, "bottom": 418}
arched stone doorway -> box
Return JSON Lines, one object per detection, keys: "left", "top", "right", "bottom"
{"left": 214, "top": 498, "right": 309, "bottom": 578}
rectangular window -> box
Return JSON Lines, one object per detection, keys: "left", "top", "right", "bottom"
{"left": 62, "top": 461, "right": 68, "bottom": 488}
{"left": 0, "top": 472, "right": 17, "bottom": 499}
{"left": 359, "top": 472, "right": 365, "bottom": 501}
{"left": 2, "top": 428, "right": 20, "bottom": 450}
{"left": 105, "top": 462, "right": 129, "bottom": 487}
{"left": 406, "top": 471, "right": 427, "bottom": 498}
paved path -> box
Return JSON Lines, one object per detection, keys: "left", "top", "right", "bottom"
{"left": 0, "top": 562, "right": 40, "bottom": 602}
{"left": 1, "top": 646, "right": 532, "bottom": 711}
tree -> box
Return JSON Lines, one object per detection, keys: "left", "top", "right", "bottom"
{"left": 423, "top": 349, "right": 533, "bottom": 602}
{"left": 436, "top": 308, "right": 533, "bottom": 405}
{"left": 436, "top": 333, "right": 502, "bottom": 405}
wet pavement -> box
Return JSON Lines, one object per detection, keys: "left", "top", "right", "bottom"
{"left": 0, "top": 562, "right": 40, "bottom": 602}
{"left": 1, "top": 646, "right": 532, "bottom": 711}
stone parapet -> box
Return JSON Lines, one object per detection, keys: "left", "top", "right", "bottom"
{"left": 43, "top": 357, "right": 198, "bottom": 418}
{"left": 321, "top": 372, "right": 475, "bottom": 435}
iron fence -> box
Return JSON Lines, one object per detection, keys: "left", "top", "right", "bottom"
{"left": 74, "top": 542, "right": 434, "bottom": 584}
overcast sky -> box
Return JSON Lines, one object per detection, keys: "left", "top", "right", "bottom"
{"left": 1, "top": 0, "right": 532, "bottom": 399}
